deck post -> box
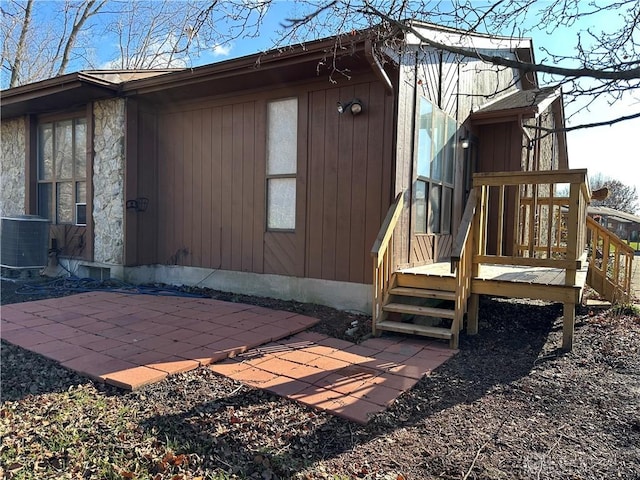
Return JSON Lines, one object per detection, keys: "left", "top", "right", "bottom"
{"left": 467, "top": 294, "right": 480, "bottom": 335}
{"left": 562, "top": 302, "right": 575, "bottom": 351}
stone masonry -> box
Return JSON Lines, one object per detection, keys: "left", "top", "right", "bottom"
{"left": 92, "top": 99, "right": 126, "bottom": 264}
{"left": 0, "top": 117, "right": 26, "bottom": 217}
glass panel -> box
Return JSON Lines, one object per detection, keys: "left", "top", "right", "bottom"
{"left": 55, "top": 120, "right": 73, "bottom": 179}
{"left": 57, "top": 182, "right": 73, "bottom": 223}
{"left": 415, "top": 181, "right": 427, "bottom": 234}
{"left": 431, "top": 110, "right": 445, "bottom": 181}
{"left": 444, "top": 117, "right": 456, "bottom": 184}
{"left": 442, "top": 187, "right": 452, "bottom": 234}
{"left": 416, "top": 97, "right": 433, "bottom": 178}
{"left": 267, "top": 98, "right": 298, "bottom": 175}
{"left": 267, "top": 178, "right": 296, "bottom": 229}
{"left": 38, "top": 183, "right": 53, "bottom": 221}
{"left": 76, "top": 181, "right": 86, "bottom": 203}
{"left": 38, "top": 123, "right": 53, "bottom": 180}
{"left": 429, "top": 184, "right": 441, "bottom": 234}
{"left": 74, "top": 118, "right": 87, "bottom": 177}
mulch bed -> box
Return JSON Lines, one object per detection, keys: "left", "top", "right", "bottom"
{"left": 1, "top": 279, "right": 639, "bottom": 479}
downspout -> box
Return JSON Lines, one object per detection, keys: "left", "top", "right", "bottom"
{"left": 365, "top": 39, "right": 393, "bottom": 95}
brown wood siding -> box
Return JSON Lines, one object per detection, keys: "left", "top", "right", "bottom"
{"left": 440, "top": 52, "right": 459, "bottom": 117}
{"left": 394, "top": 52, "right": 417, "bottom": 267}
{"left": 477, "top": 122, "right": 522, "bottom": 255}
{"left": 306, "top": 80, "right": 394, "bottom": 284}
{"left": 136, "top": 74, "right": 392, "bottom": 285}
{"left": 156, "top": 102, "right": 266, "bottom": 270}
{"left": 264, "top": 232, "right": 296, "bottom": 276}
{"left": 411, "top": 234, "right": 435, "bottom": 264}
{"left": 135, "top": 106, "right": 158, "bottom": 265}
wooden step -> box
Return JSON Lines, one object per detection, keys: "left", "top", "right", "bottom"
{"left": 389, "top": 286, "right": 455, "bottom": 301}
{"left": 375, "top": 320, "right": 453, "bottom": 339}
{"left": 382, "top": 303, "right": 455, "bottom": 319}
{"left": 395, "top": 272, "right": 456, "bottom": 291}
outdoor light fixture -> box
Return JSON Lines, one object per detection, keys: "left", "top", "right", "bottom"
{"left": 337, "top": 99, "right": 363, "bottom": 115}
{"left": 460, "top": 137, "right": 470, "bottom": 149}
{"left": 126, "top": 197, "right": 149, "bottom": 212}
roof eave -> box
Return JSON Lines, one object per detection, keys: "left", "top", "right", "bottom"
{"left": 121, "top": 34, "right": 371, "bottom": 95}
{"left": 1, "top": 73, "right": 120, "bottom": 119}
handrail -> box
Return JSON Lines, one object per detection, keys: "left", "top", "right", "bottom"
{"left": 371, "top": 191, "right": 404, "bottom": 335}
{"left": 586, "top": 215, "right": 635, "bottom": 303}
{"left": 451, "top": 189, "right": 477, "bottom": 273}
{"left": 472, "top": 169, "right": 590, "bottom": 279}
{"left": 371, "top": 192, "right": 404, "bottom": 262}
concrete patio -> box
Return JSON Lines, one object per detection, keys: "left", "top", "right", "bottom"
{"left": 1, "top": 291, "right": 457, "bottom": 423}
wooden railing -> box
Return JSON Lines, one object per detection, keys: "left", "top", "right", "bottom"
{"left": 371, "top": 192, "right": 404, "bottom": 334}
{"left": 472, "top": 169, "right": 591, "bottom": 285}
{"left": 450, "top": 189, "right": 477, "bottom": 335}
{"left": 586, "top": 216, "right": 635, "bottom": 303}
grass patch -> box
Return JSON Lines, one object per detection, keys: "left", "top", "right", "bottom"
{"left": 611, "top": 303, "right": 640, "bottom": 317}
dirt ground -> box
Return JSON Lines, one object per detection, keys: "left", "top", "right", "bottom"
{"left": 1, "top": 278, "right": 639, "bottom": 479}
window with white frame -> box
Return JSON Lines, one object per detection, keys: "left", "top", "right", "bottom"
{"left": 37, "top": 116, "right": 87, "bottom": 225}
{"left": 266, "top": 98, "right": 297, "bottom": 230}
{"left": 415, "top": 97, "right": 457, "bottom": 234}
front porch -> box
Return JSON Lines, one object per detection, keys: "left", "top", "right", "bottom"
{"left": 372, "top": 169, "right": 635, "bottom": 350}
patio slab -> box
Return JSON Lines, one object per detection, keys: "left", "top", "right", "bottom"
{"left": 1, "top": 291, "right": 458, "bottom": 423}
{"left": 1, "top": 291, "right": 319, "bottom": 389}
{"left": 210, "top": 332, "right": 458, "bottom": 424}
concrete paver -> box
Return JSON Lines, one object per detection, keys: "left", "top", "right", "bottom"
{"left": 210, "top": 332, "right": 457, "bottom": 424}
{"left": 1, "top": 291, "right": 458, "bottom": 424}
{"left": 1, "top": 291, "right": 319, "bottom": 389}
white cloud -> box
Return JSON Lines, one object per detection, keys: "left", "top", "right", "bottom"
{"left": 211, "top": 43, "right": 233, "bottom": 57}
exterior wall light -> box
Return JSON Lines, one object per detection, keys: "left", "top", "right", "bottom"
{"left": 337, "top": 99, "right": 363, "bottom": 115}
{"left": 460, "top": 137, "right": 470, "bottom": 149}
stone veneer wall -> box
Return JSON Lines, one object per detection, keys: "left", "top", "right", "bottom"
{"left": 92, "top": 99, "right": 125, "bottom": 264}
{"left": 1, "top": 118, "right": 26, "bottom": 217}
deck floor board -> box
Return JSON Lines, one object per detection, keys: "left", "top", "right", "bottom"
{"left": 400, "top": 261, "right": 588, "bottom": 289}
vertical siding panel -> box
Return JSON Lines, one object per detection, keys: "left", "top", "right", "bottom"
{"left": 253, "top": 100, "right": 265, "bottom": 274}
{"left": 363, "top": 83, "right": 387, "bottom": 284}
{"left": 138, "top": 110, "right": 158, "bottom": 265}
{"left": 182, "top": 111, "right": 193, "bottom": 265}
{"left": 306, "top": 91, "right": 326, "bottom": 279}
{"left": 201, "top": 109, "right": 212, "bottom": 268}
{"left": 348, "top": 83, "right": 369, "bottom": 283}
{"left": 211, "top": 107, "right": 223, "bottom": 268}
{"left": 295, "top": 93, "right": 308, "bottom": 278}
{"left": 173, "top": 113, "right": 185, "bottom": 263}
{"left": 220, "top": 105, "right": 233, "bottom": 269}
{"left": 242, "top": 102, "right": 255, "bottom": 272}
{"left": 334, "top": 86, "right": 354, "bottom": 282}
{"left": 156, "top": 116, "right": 168, "bottom": 263}
{"left": 231, "top": 105, "right": 244, "bottom": 271}
{"left": 191, "top": 109, "right": 203, "bottom": 266}
{"left": 321, "top": 92, "right": 338, "bottom": 280}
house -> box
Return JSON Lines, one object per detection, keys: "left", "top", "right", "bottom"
{"left": 1, "top": 21, "right": 632, "bottom": 349}
{"left": 588, "top": 206, "right": 640, "bottom": 247}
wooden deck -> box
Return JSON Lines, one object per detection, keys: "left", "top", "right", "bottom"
{"left": 400, "top": 261, "right": 588, "bottom": 303}
{"left": 372, "top": 170, "right": 632, "bottom": 351}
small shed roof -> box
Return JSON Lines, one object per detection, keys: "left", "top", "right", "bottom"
{"left": 471, "top": 86, "right": 560, "bottom": 118}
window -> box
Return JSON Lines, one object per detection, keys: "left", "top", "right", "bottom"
{"left": 266, "top": 98, "right": 297, "bottom": 230}
{"left": 414, "top": 97, "right": 457, "bottom": 234}
{"left": 37, "top": 117, "right": 87, "bottom": 225}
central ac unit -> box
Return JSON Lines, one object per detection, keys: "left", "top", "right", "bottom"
{"left": 0, "top": 215, "right": 50, "bottom": 269}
